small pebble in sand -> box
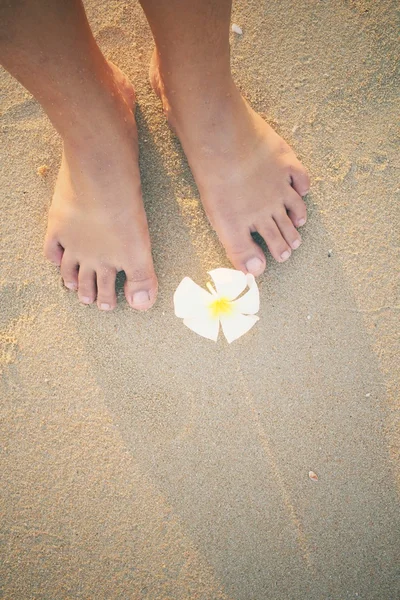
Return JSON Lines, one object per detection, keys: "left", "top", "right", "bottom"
{"left": 365, "top": 393, "right": 371, "bottom": 397}
{"left": 309, "top": 471, "right": 319, "bottom": 482}
{"left": 231, "top": 24, "right": 243, "bottom": 35}
{"left": 37, "top": 164, "right": 49, "bottom": 177}
{"left": 307, "top": 314, "right": 311, "bottom": 320}
{"left": 328, "top": 249, "right": 333, "bottom": 257}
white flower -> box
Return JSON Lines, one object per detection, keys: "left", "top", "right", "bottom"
{"left": 173, "top": 268, "right": 260, "bottom": 343}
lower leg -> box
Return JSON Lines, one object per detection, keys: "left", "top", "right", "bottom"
{"left": 0, "top": 0, "right": 157, "bottom": 310}
{"left": 140, "top": 0, "right": 310, "bottom": 275}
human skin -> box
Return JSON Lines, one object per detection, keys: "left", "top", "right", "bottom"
{"left": 0, "top": 0, "right": 309, "bottom": 310}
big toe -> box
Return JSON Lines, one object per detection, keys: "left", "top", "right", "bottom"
{"left": 124, "top": 266, "right": 158, "bottom": 311}
{"left": 217, "top": 225, "right": 267, "bottom": 276}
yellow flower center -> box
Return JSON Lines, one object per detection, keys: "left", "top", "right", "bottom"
{"left": 208, "top": 296, "right": 233, "bottom": 319}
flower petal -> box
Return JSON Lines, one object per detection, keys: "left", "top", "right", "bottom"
{"left": 208, "top": 268, "right": 247, "bottom": 300}
{"left": 183, "top": 315, "right": 220, "bottom": 341}
{"left": 230, "top": 274, "right": 259, "bottom": 315}
{"left": 174, "top": 277, "right": 213, "bottom": 319}
{"left": 220, "top": 313, "right": 259, "bottom": 343}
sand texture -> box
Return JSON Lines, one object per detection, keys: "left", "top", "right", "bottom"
{"left": 1, "top": 0, "right": 399, "bottom": 598}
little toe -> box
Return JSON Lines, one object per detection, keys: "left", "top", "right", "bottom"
{"left": 290, "top": 159, "right": 310, "bottom": 197}
{"left": 124, "top": 268, "right": 158, "bottom": 311}
{"left": 60, "top": 253, "right": 79, "bottom": 290}
{"left": 274, "top": 211, "right": 302, "bottom": 251}
{"left": 96, "top": 268, "right": 117, "bottom": 310}
{"left": 218, "top": 227, "right": 266, "bottom": 276}
{"left": 285, "top": 190, "right": 307, "bottom": 228}
{"left": 259, "top": 220, "right": 292, "bottom": 263}
{"left": 44, "top": 236, "right": 64, "bottom": 266}
{"left": 78, "top": 266, "right": 96, "bottom": 305}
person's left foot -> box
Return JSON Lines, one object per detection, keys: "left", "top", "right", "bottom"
{"left": 151, "top": 50, "right": 310, "bottom": 276}
{"left": 45, "top": 62, "right": 158, "bottom": 311}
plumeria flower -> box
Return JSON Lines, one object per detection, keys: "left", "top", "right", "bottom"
{"left": 173, "top": 268, "right": 260, "bottom": 343}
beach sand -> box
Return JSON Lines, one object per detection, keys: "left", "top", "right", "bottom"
{"left": 1, "top": 0, "right": 399, "bottom": 598}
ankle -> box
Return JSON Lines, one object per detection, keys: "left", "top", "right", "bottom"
{"left": 46, "top": 59, "right": 134, "bottom": 143}
{"left": 151, "top": 47, "right": 233, "bottom": 111}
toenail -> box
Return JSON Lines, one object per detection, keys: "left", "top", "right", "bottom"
{"left": 280, "top": 250, "right": 291, "bottom": 261}
{"left": 65, "top": 282, "right": 77, "bottom": 290}
{"left": 81, "top": 296, "right": 92, "bottom": 304}
{"left": 245, "top": 257, "right": 263, "bottom": 274}
{"left": 292, "top": 239, "right": 301, "bottom": 250}
{"left": 100, "top": 303, "right": 111, "bottom": 310}
{"left": 298, "top": 218, "right": 306, "bottom": 227}
{"left": 132, "top": 290, "right": 150, "bottom": 305}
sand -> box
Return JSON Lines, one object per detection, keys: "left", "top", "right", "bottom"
{"left": 1, "top": 0, "right": 399, "bottom": 598}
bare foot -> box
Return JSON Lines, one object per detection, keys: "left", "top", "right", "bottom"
{"left": 150, "top": 51, "right": 309, "bottom": 276}
{"left": 44, "top": 63, "right": 157, "bottom": 310}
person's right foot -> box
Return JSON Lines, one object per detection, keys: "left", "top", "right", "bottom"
{"left": 44, "top": 63, "right": 158, "bottom": 311}
{"left": 150, "top": 50, "right": 310, "bottom": 276}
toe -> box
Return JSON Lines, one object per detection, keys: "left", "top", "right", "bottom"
{"left": 274, "top": 211, "right": 302, "bottom": 251}
{"left": 78, "top": 266, "right": 96, "bottom": 305}
{"left": 258, "top": 219, "right": 292, "bottom": 263}
{"left": 44, "top": 236, "right": 64, "bottom": 266}
{"left": 290, "top": 159, "right": 310, "bottom": 197}
{"left": 96, "top": 268, "right": 117, "bottom": 311}
{"left": 60, "top": 253, "right": 79, "bottom": 290}
{"left": 218, "top": 226, "right": 267, "bottom": 276}
{"left": 285, "top": 189, "right": 307, "bottom": 228}
{"left": 124, "top": 267, "right": 158, "bottom": 311}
